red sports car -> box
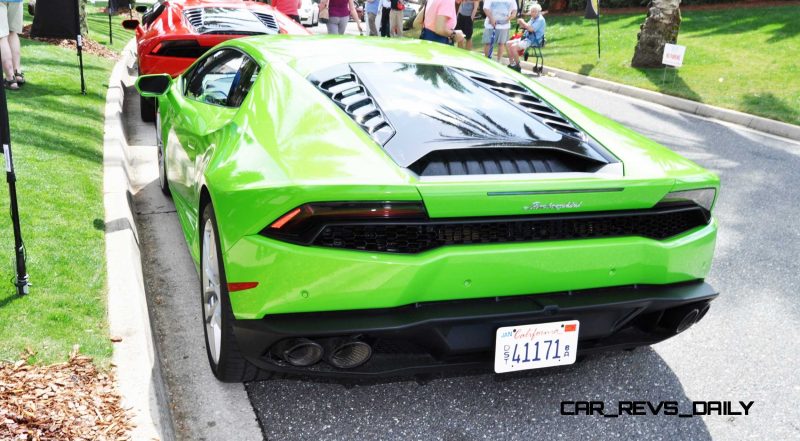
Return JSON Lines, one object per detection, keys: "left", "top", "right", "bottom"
{"left": 125, "top": 0, "right": 310, "bottom": 121}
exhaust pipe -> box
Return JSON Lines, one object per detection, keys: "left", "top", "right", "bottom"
{"left": 322, "top": 337, "right": 373, "bottom": 369}
{"left": 271, "top": 338, "right": 323, "bottom": 367}
{"left": 661, "top": 304, "right": 703, "bottom": 334}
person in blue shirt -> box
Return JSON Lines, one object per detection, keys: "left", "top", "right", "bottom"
{"left": 506, "top": 3, "right": 545, "bottom": 71}
{"left": 365, "top": 0, "right": 382, "bottom": 36}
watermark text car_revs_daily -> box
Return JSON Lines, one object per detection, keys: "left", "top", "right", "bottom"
{"left": 561, "top": 401, "right": 754, "bottom": 418}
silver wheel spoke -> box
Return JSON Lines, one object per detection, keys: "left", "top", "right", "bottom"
{"left": 202, "top": 218, "right": 223, "bottom": 365}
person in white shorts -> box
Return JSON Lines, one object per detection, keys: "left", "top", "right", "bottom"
{"left": 481, "top": 0, "right": 515, "bottom": 61}
{"left": 0, "top": 0, "right": 23, "bottom": 90}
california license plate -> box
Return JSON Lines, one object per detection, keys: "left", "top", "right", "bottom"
{"left": 494, "top": 320, "right": 580, "bottom": 373}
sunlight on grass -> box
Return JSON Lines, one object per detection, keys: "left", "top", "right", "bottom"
{"left": 0, "top": 6, "right": 133, "bottom": 365}
{"left": 469, "top": 5, "right": 800, "bottom": 125}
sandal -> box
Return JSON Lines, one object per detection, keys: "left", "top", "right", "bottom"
{"left": 14, "top": 71, "right": 24, "bottom": 85}
{"left": 3, "top": 79, "right": 19, "bottom": 90}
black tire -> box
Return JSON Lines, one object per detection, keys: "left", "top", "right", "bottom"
{"left": 200, "top": 203, "right": 269, "bottom": 382}
{"left": 140, "top": 95, "right": 156, "bottom": 123}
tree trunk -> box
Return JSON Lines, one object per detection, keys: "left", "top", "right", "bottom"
{"left": 631, "top": 0, "right": 681, "bottom": 68}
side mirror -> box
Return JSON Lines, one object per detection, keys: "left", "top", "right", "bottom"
{"left": 122, "top": 19, "right": 140, "bottom": 30}
{"left": 135, "top": 5, "right": 148, "bottom": 13}
{"left": 136, "top": 74, "right": 172, "bottom": 98}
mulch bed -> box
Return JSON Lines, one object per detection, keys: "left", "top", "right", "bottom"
{"left": 20, "top": 24, "right": 118, "bottom": 59}
{"left": 0, "top": 346, "right": 132, "bottom": 440}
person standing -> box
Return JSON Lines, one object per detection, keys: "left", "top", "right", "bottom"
{"left": 454, "top": 0, "right": 477, "bottom": 50}
{"left": 319, "top": 0, "right": 364, "bottom": 34}
{"left": 272, "top": 0, "right": 303, "bottom": 23}
{"left": 365, "top": 0, "right": 381, "bottom": 36}
{"left": 380, "top": 0, "right": 391, "bottom": 37}
{"left": 417, "top": 0, "right": 464, "bottom": 45}
{"left": 0, "top": 0, "right": 23, "bottom": 90}
{"left": 506, "top": 3, "right": 546, "bottom": 71}
{"left": 389, "top": 0, "right": 404, "bottom": 37}
{"left": 482, "top": 0, "right": 516, "bottom": 61}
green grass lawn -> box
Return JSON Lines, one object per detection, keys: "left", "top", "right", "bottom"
{"left": 0, "top": 6, "right": 133, "bottom": 365}
{"left": 464, "top": 5, "right": 800, "bottom": 125}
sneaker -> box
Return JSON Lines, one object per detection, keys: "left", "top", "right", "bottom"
{"left": 510, "top": 64, "right": 522, "bottom": 72}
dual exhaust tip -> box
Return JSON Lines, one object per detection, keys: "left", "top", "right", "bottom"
{"left": 270, "top": 337, "right": 372, "bottom": 369}
{"left": 662, "top": 301, "right": 711, "bottom": 334}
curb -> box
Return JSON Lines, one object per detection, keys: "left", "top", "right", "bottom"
{"left": 514, "top": 60, "right": 800, "bottom": 142}
{"left": 104, "top": 41, "right": 176, "bottom": 441}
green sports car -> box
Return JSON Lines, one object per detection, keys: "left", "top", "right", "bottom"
{"left": 136, "top": 35, "right": 719, "bottom": 382}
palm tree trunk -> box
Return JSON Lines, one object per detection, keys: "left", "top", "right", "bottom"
{"left": 631, "top": 0, "right": 682, "bottom": 68}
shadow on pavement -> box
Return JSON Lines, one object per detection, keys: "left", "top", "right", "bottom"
{"left": 247, "top": 348, "right": 712, "bottom": 440}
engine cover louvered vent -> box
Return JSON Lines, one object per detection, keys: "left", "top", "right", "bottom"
{"left": 183, "top": 8, "right": 204, "bottom": 30}
{"left": 316, "top": 73, "right": 395, "bottom": 145}
{"left": 469, "top": 74, "right": 584, "bottom": 139}
{"left": 252, "top": 12, "right": 280, "bottom": 32}
{"left": 409, "top": 148, "right": 604, "bottom": 176}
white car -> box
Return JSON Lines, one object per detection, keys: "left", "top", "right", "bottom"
{"left": 299, "top": 0, "right": 319, "bottom": 26}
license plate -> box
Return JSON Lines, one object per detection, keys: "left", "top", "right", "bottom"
{"left": 494, "top": 320, "right": 579, "bottom": 373}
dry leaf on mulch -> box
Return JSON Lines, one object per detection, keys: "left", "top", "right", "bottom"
{"left": 0, "top": 345, "right": 133, "bottom": 440}
{"left": 20, "top": 25, "right": 118, "bottom": 59}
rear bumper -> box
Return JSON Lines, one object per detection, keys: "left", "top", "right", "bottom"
{"left": 233, "top": 280, "right": 718, "bottom": 378}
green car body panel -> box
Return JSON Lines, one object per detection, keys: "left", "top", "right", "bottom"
{"left": 142, "top": 36, "right": 719, "bottom": 322}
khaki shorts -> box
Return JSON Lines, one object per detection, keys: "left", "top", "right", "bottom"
{"left": 0, "top": 2, "right": 23, "bottom": 38}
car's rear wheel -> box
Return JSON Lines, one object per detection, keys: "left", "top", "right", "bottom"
{"left": 155, "top": 108, "right": 169, "bottom": 196}
{"left": 200, "top": 203, "right": 267, "bottom": 382}
{"left": 140, "top": 95, "right": 156, "bottom": 122}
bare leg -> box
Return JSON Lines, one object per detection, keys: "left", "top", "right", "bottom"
{"left": 496, "top": 43, "right": 505, "bottom": 62}
{"left": 8, "top": 32, "right": 20, "bottom": 73}
{"left": 466, "top": 38, "right": 472, "bottom": 50}
{"left": 483, "top": 44, "right": 490, "bottom": 57}
{"left": 0, "top": 36, "right": 16, "bottom": 87}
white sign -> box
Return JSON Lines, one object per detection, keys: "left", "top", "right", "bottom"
{"left": 662, "top": 43, "right": 686, "bottom": 67}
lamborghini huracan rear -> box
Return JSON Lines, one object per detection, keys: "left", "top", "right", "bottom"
{"left": 135, "top": 36, "right": 720, "bottom": 382}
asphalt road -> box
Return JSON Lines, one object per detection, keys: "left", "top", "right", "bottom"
{"left": 246, "top": 75, "right": 800, "bottom": 440}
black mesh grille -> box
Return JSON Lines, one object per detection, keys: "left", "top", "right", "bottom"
{"left": 311, "top": 205, "right": 708, "bottom": 253}
{"left": 408, "top": 147, "right": 604, "bottom": 176}
{"left": 469, "top": 74, "right": 584, "bottom": 139}
{"left": 316, "top": 73, "right": 395, "bottom": 145}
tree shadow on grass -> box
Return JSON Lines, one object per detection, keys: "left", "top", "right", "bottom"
{"left": 740, "top": 93, "right": 800, "bottom": 125}
{"left": 637, "top": 67, "right": 703, "bottom": 103}
{"left": 680, "top": 6, "right": 800, "bottom": 43}
{"left": 578, "top": 63, "right": 595, "bottom": 76}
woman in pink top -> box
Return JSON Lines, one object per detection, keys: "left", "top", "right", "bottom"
{"left": 418, "top": 0, "right": 465, "bottom": 45}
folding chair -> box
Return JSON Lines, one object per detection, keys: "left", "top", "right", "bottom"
{"left": 523, "top": 36, "right": 545, "bottom": 74}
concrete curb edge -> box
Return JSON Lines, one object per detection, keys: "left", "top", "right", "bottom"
{"left": 514, "top": 60, "right": 800, "bottom": 142}
{"left": 104, "top": 40, "right": 176, "bottom": 441}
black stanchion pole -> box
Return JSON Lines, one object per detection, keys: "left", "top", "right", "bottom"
{"left": 0, "top": 57, "right": 31, "bottom": 297}
{"left": 596, "top": 7, "right": 601, "bottom": 60}
{"left": 109, "top": 10, "right": 113, "bottom": 45}
{"left": 75, "top": 0, "right": 86, "bottom": 95}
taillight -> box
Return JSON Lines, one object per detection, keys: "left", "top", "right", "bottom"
{"left": 150, "top": 40, "right": 209, "bottom": 58}
{"left": 261, "top": 202, "right": 427, "bottom": 244}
